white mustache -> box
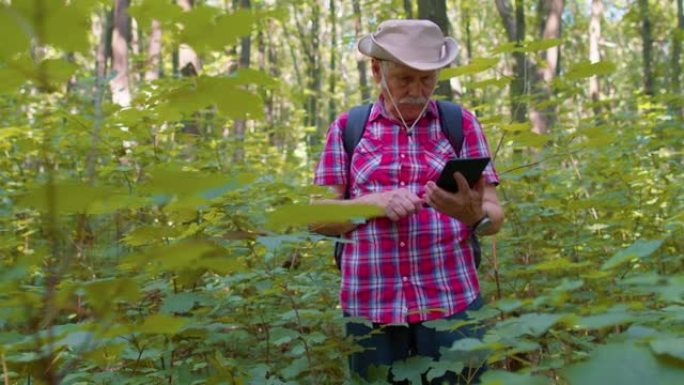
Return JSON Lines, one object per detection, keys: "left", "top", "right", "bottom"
{"left": 399, "top": 97, "right": 428, "bottom": 105}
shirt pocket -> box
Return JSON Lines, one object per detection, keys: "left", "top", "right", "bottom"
{"left": 420, "top": 138, "right": 456, "bottom": 184}
{"left": 351, "top": 135, "right": 398, "bottom": 188}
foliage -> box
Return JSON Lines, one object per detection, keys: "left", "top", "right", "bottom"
{"left": 0, "top": 0, "right": 682, "bottom": 385}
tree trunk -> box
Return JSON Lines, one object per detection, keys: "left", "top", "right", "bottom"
{"left": 232, "top": 0, "right": 251, "bottom": 163}
{"left": 671, "top": 0, "right": 683, "bottom": 117}
{"left": 94, "top": 10, "right": 110, "bottom": 81}
{"left": 462, "top": 0, "right": 473, "bottom": 62}
{"left": 111, "top": 0, "right": 131, "bottom": 106}
{"left": 496, "top": 0, "right": 528, "bottom": 123}
{"left": 639, "top": 0, "right": 654, "bottom": 97}
{"left": 530, "top": 0, "right": 563, "bottom": 134}
{"left": 144, "top": 19, "right": 162, "bottom": 81}
{"left": 589, "top": 0, "right": 603, "bottom": 117}
{"left": 130, "top": 16, "right": 140, "bottom": 85}
{"left": 177, "top": 0, "right": 201, "bottom": 77}
{"left": 177, "top": 0, "right": 201, "bottom": 135}
{"left": 352, "top": 0, "right": 370, "bottom": 103}
{"left": 418, "top": 0, "right": 453, "bottom": 100}
{"left": 404, "top": 0, "right": 414, "bottom": 18}
{"left": 328, "top": 0, "right": 338, "bottom": 124}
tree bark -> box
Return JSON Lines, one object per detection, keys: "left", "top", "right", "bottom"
{"left": 671, "top": 0, "right": 683, "bottom": 117}
{"left": 352, "top": 0, "right": 370, "bottom": 102}
{"left": 404, "top": 0, "right": 414, "bottom": 18}
{"left": 328, "top": 0, "right": 338, "bottom": 124}
{"left": 418, "top": 0, "right": 452, "bottom": 100}
{"left": 232, "top": 0, "right": 251, "bottom": 162}
{"left": 177, "top": 0, "right": 201, "bottom": 135}
{"left": 144, "top": 19, "right": 162, "bottom": 81}
{"left": 94, "top": 10, "right": 110, "bottom": 81}
{"left": 177, "top": 0, "right": 201, "bottom": 77}
{"left": 639, "top": 0, "right": 654, "bottom": 97}
{"left": 111, "top": 0, "right": 131, "bottom": 106}
{"left": 589, "top": 0, "right": 603, "bottom": 117}
{"left": 462, "top": 0, "right": 473, "bottom": 62}
{"left": 495, "top": 0, "right": 528, "bottom": 123}
{"left": 529, "top": 0, "right": 563, "bottom": 134}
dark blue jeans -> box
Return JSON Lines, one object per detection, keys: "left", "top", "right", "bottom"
{"left": 345, "top": 295, "right": 486, "bottom": 385}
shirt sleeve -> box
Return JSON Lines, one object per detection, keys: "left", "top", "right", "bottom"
{"left": 460, "top": 108, "right": 500, "bottom": 185}
{"left": 313, "top": 112, "right": 349, "bottom": 187}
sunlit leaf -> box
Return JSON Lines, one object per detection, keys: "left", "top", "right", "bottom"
{"left": 601, "top": 239, "right": 663, "bottom": 270}
{"left": 481, "top": 370, "right": 551, "bottom": 385}
{"left": 18, "top": 182, "right": 126, "bottom": 214}
{"left": 650, "top": 338, "right": 684, "bottom": 363}
{"left": 565, "top": 61, "right": 617, "bottom": 80}
{"left": 440, "top": 58, "right": 499, "bottom": 79}
{"left": 522, "top": 38, "right": 562, "bottom": 52}
{"left": 562, "top": 342, "right": 684, "bottom": 385}
{"left": 391, "top": 356, "right": 433, "bottom": 384}
{"left": 0, "top": 6, "right": 30, "bottom": 59}
{"left": 138, "top": 314, "right": 186, "bottom": 335}
{"left": 266, "top": 203, "right": 383, "bottom": 229}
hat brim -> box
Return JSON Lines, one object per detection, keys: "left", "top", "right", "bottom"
{"left": 357, "top": 34, "right": 457, "bottom": 71}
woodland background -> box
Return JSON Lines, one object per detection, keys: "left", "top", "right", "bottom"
{"left": 0, "top": 0, "right": 683, "bottom": 384}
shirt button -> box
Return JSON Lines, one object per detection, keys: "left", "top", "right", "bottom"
{"left": 400, "top": 154, "right": 406, "bottom": 159}
{"left": 402, "top": 276, "right": 408, "bottom": 282}
{"left": 400, "top": 242, "right": 406, "bottom": 247}
{"left": 399, "top": 181, "right": 406, "bottom": 186}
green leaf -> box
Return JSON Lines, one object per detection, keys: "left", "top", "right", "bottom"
{"left": 43, "top": 1, "right": 93, "bottom": 53}
{"left": 0, "top": 6, "right": 31, "bottom": 59}
{"left": 266, "top": 203, "right": 383, "bottom": 229}
{"left": 494, "top": 313, "right": 564, "bottom": 338}
{"left": 481, "top": 370, "right": 551, "bottom": 385}
{"left": 141, "top": 166, "right": 244, "bottom": 197}
{"left": 392, "top": 356, "right": 434, "bottom": 384}
{"left": 160, "top": 293, "right": 198, "bottom": 314}
{"left": 17, "top": 181, "right": 125, "bottom": 214}
{"left": 510, "top": 132, "right": 551, "bottom": 148}
{"left": 138, "top": 314, "right": 186, "bottom": 335}
{"left": 440, "top": 58, "right": 499, "bottom": 79}
{"left": 565, "top": 61, "right": 617, "bottom": 80}
{"left": 601, "top": 239, "right": 664, "bottom": 270}
{"left": 123, "top": 225, "right": 182, "bottom": 247}
{"left": 127, "top": 0, "right": 183, "bottom": 30}
{"left": 572, "top": 305, "right": 636, "bottom": 330}
{"left": 650, "top": 338, "right": 684, "bottom": 363}
{"left": 521, "top": 38, "right": 562, "bottom": 53}
{"left": 125, "top": 240, "right": 222, "bottom": 271}
{"left": 562, "top": 342, "right": 684, "bottom": 385}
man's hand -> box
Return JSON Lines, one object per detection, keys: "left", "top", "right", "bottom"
{"left": 359, "top": 188, "right": 423, "bottom": 221}
{"left": 424, "top": 172, "right": 485, "bottom": 226}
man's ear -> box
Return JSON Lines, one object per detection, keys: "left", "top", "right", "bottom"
{"left": 370, "top": 59, "right": 382, "bottom": 84}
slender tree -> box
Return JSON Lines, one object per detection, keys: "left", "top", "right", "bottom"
{"left": 671, "top": 0, "right": 683, "bottom": 117}
{"left": 639, "top": 0, "right": 654, "bottom": 97}
{"left": 111, "top": 0, "right": 131, "bottom": 106}
{"left": 529, "top": 0, "right": 563, "bottom": 133}
{"left": 404, "top": 0, "right": 414, "bottom": 18}
{"left": 328, "top": 0, "right": 338, "bottom": 124}
{"left": 144, "top": 19, "right": 162, "bottom": 81}
{"left": 352, "top": 0, "right": 370, "bottom": 102}
{"left": 589, "top": 0, "right": 604, "bottom": 117}
{"left": 417, "top": 0, "right": 453, "bottom": 100}
{"left": 177, "top": 0, "right": 201, "bottom": 77}
{"left": 495, "top": 0, "right": 528, "bottom": 123}
{"left": 232, "top": 0, "right": 251, "bottom": 162}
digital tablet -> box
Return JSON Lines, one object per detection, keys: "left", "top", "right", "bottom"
{"left": 435, "top": 157, "right": 490, "bottom": 193}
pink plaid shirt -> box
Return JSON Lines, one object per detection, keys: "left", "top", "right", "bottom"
{"left": 314, "top": 98, "right": 499, "bottom": 324}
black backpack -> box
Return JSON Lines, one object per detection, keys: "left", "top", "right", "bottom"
{"left": 334, "top": 101, "right": 482, "bottom": 270}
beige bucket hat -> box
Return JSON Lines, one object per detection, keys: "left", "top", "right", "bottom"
{"left": 357, "top": 19, "right": 457, "bottom": 71}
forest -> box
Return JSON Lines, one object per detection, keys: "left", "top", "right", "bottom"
{"left": 0, "top": 0, "right": 682, "bottom": 384}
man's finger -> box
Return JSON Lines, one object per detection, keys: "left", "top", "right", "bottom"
{"left": 452, "top": 172, "right": 470, "bottom": 194}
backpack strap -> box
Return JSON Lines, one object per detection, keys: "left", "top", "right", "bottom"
{"left": 342, "top": 104, "right": 373, "bottom": 198}
{"left": 436, "top": 100, "right": 464, "bottom": 156}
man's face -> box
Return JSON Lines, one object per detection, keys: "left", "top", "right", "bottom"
{"left": 372, "top": 60, "right": 438, "bottom": 122}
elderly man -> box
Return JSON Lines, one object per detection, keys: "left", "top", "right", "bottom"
{"left": 313, "top": 19, "right": 503, "bottom": 384}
